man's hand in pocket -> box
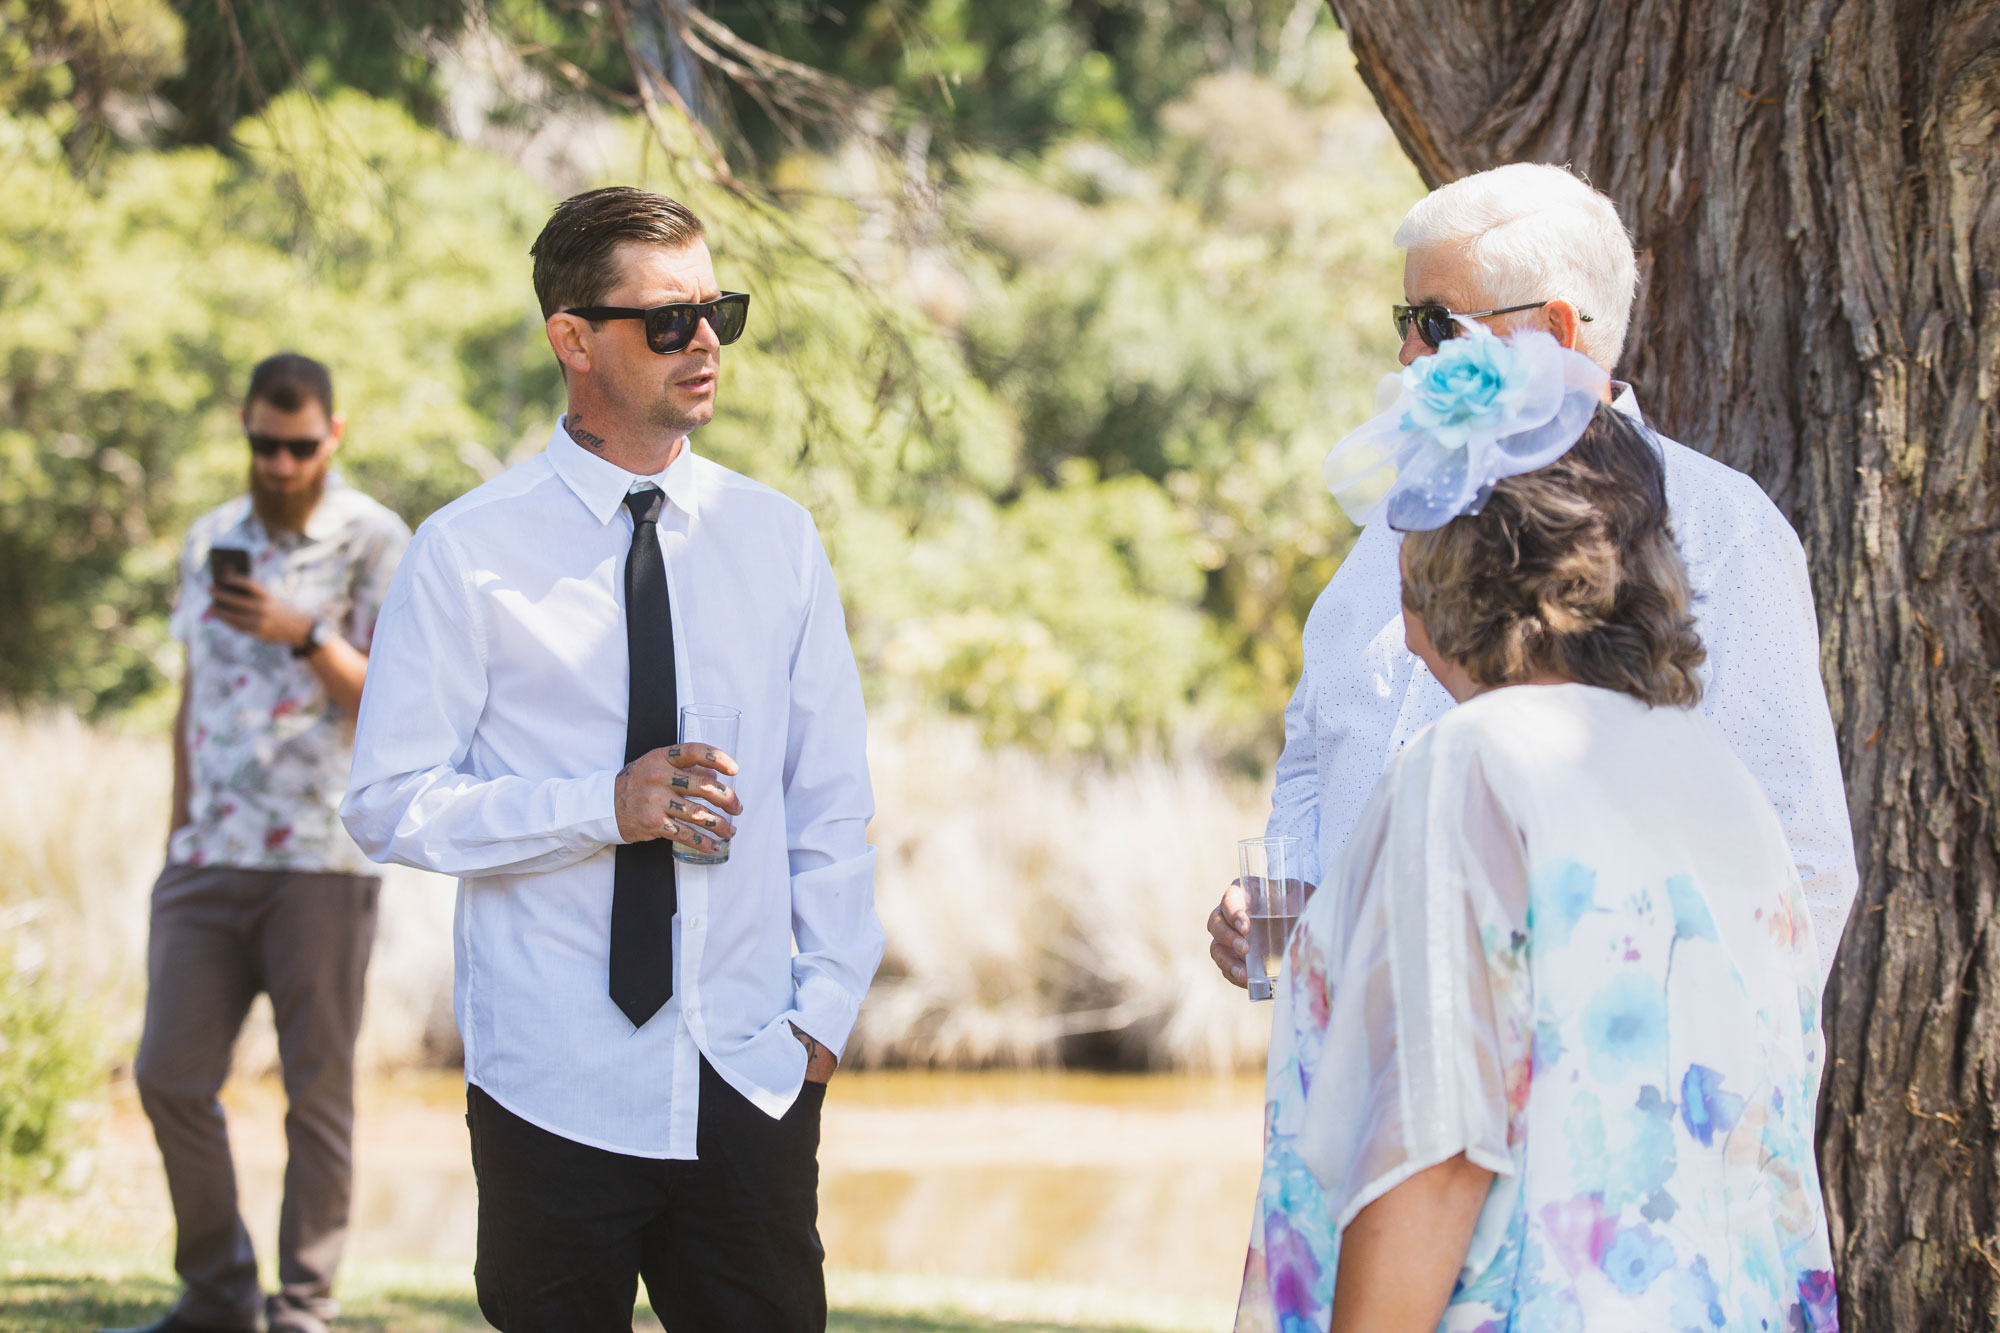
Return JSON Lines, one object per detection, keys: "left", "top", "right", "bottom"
{"left": 791, "top": 1023, "right": 838, "bottom": 1084}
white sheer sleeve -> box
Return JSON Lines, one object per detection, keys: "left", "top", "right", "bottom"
{"left": 1293, "top": 728, "right": 1529, "bottom": 1231}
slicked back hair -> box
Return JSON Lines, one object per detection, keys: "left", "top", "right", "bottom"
{"left": 245, "top": 352, "right": 334, "bottom": 417}
{"left": 531, "top": 187, "right": 706, "bottom": 320}
{"left": 1399, "top": 406, "right": 1706, "bottom": 709}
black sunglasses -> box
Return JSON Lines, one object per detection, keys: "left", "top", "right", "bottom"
{"left": 564, "top": 293, "right": 750, "bottom": 355}
{"left": 1393, "top": 300, "right": 1593, "bottom": 349}
{"left": 247, "top": 433, "right": 328, "bottom": 460}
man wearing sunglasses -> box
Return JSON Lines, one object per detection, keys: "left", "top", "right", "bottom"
{"left": 1208, "top": 164, "right": 1857, "bottom": 1002}
{"left": 343, "top": 187, "right": 882, "bottom": 1333}
{"left": 111, "top": 354, "right": 409, "bottom": 1333}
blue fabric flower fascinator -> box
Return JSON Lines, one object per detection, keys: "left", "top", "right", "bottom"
{"left": 1322, "top": 320, "right": 1610, "bottom": 531}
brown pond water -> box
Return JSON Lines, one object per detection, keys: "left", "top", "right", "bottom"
{"left": 68, "top": 1069, "right": 1266, "bottom": 1311}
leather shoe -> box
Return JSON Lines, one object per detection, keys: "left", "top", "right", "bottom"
{"left": 99, "top": 1316, "right": 256, "bottom": 1333}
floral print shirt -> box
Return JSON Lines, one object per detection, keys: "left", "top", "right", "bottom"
{"left": 169, "top": 476, "right": 409, "bottom": 874}
{"left": 1236, "top": 684, "right": 1837, "bottom": 1333}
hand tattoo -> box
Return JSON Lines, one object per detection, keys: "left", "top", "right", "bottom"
{"left": 565, "top": 414, "right": 609, "bottom": 451}
{"left": 671, "top": 774, "right": 691, "bottom": 791}
{"left": 667, "top": 798, "right": 719, "bottom": 829}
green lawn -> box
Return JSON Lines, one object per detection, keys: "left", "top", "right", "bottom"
{"left": 0, "top": 1244, "right": 1196, "bottom": 1333}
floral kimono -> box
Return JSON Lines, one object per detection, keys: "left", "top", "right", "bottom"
{"left": 1236, "top": 683, "right": 1837, "bottom": 1332}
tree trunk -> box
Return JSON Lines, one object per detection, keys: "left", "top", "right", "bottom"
{"left": 1322, "top": 0, "right": 2000, "bottom": 1325}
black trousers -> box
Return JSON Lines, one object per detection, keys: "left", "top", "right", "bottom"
{"left": 466, "top": 1061, "right": 828, "bottom": 1333}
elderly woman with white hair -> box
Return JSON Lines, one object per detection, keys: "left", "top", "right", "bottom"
{"left": 1233, "top": 324, "right": 1839, "bottom": 1331}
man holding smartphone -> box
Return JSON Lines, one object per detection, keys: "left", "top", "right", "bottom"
{"left": 110, "top": 354, "right": 410, "bottom": 1333}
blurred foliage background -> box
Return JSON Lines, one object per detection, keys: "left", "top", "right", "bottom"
{"left": 0, "top": 0, "right": 1423, "bottom": 1193}
{"left": 0, "top": 0, "right": 1419, "bottom": 755}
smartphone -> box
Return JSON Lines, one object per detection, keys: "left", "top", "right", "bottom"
{"left": 208, "top": 546, "right": 251, "bottom": 590}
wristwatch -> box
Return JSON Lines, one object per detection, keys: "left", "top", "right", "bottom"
{"left": 292, "top": 618, "right": 331, "bottom": 659}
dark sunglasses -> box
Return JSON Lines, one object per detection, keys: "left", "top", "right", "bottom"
{"left": 1392, "top": 300, "right": 1593, "bottom": 349}
{"left": 247, "top": 433, "right": 328, "bottom": 460}
{"left": 564, "top": 292, "right": 750, "bottom": 355}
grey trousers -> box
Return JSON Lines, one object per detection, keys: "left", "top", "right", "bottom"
{"left": 134, "top": 863, "right": 380, "bottom": 1333}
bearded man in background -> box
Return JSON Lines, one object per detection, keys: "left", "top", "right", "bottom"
{"left": 111, "top": 353, "right": 410, "bottom": 1333}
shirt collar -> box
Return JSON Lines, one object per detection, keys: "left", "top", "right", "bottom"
{"left": 1611, "top": 381, "right": 1646, "bottom": 426}
{"left": 547, "top": 420, "right": 701, "bottom": 525}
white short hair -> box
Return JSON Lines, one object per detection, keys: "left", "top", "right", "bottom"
{"left": 1395, "top": 163, "right": 1637, "bottom": 371}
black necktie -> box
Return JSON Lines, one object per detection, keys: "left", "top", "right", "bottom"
{"left": 611, "top": 485, "right": 677, "bottom": 1028}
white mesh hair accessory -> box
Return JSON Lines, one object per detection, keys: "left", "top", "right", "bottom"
{"left": 1322, "top": 321, "right": 1610, "bottom": 531}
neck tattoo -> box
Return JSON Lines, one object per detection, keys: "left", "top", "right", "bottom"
{"left": 565, "top": 414, "right": 609, "bottom": 451}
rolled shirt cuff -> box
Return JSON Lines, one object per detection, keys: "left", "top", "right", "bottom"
{"left": 789, "top": 971, "right": 863, "bottom": 1061}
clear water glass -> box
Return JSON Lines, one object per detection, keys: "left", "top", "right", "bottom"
{"left": 674, "top": 703, "right": 740, "bottom": 865}
{"left": 1238, "top": 836, "right": 1305, "bottom": 1002}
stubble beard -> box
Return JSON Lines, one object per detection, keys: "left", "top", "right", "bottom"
{"left": 583, "top": 358, "right": 718, "bottom": 449}
{"left": 650, "top": 400, "right": 712, "bottom": 435}
{"left": 648, "top": 377, "right": 717, "bottom": 437}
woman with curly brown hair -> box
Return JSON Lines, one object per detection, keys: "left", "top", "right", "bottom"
{"left": 1235, "top": 326, "right": 1836, "bottom": 1333}
{"left": 1396, "top": 405, "right": 1706, "bottom": 712}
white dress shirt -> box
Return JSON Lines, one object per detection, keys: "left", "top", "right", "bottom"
{"left": 1267, "top": 388, "right": 1859, "bottom": 988}
{"left": 341, "top": 424, "right": 884, "bottom": 1157}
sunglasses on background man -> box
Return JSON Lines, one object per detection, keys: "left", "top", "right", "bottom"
{"left": 564, "top": 292, "right": 751, "bottom": 356}
{"left": 1392, "top": 299, "right": 1593, "bottom": 350}
{"left": 247, "top": 434, "right": 329, "bottom": 460}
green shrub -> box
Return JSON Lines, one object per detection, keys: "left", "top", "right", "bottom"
{"left": 0, "top": 947, "right": 101, "bottom": 1201}
{"left": 1, "top": 33, "right": 1423, "bottom": 764}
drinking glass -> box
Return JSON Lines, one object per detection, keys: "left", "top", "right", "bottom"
{"left": 674, "top": 704, "right": 740, "bottom": 865}
{"left": 1238, "top": 836, "right": 1305, "bottom": 1002}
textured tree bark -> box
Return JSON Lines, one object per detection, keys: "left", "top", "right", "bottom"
{"left": 1321, "top": 0, "right": 2000, "bottom": 1325}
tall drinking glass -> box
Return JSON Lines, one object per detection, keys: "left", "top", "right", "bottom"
{"left": 675, "top": 704, "right": 740, "bottom": 865}
{"left": 1239, "top": 836, "right": 1305, "bottom": 1002}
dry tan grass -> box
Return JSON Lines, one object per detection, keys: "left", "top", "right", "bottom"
{"left": 857, "top": 712, "right": 1273, "bottom": 1072}
{"left": 3, "top": 710, "right": 1273, "bottom": 1075}
{"left": 0, "top": 711, "right": 166, "bottom": 1050}
{"left": 0, "top": 710, "right": 460, "bottom": 1075}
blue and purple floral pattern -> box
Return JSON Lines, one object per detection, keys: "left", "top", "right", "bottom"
{"left": 1235, "top": 685, "right": 1838, "bottom": 1332}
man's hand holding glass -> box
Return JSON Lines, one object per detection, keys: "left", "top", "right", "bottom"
{"left": 612, "top": 742, "right": 741, "bottom": 860}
